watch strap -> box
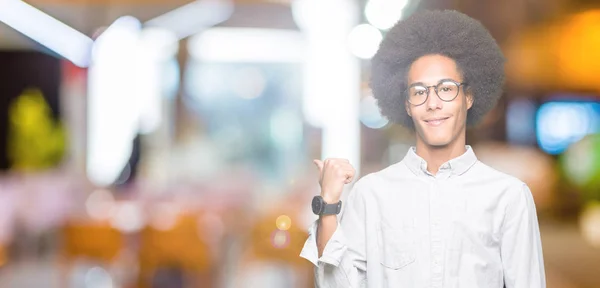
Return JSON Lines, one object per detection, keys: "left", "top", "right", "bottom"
{"left": 322, "top": 200, "right": 342, "bottom": 215}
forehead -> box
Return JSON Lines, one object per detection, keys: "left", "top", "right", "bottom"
{"left": 407, "top": 54, "right": 461, "bottom": 85}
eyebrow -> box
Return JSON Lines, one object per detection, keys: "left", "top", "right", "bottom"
{"left": 407, "top": 78, "right": 458, "bottom": 88}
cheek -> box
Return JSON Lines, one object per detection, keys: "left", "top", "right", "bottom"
{"left": 448, "top": 103, "right": 469, "bottom": 128}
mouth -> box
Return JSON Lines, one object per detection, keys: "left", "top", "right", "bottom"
{"left": 423, "top": 117, "right": 450, "bottom": 126}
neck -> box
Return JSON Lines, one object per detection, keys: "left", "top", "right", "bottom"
{"left": 415, "top": 134, "right": 467, "bottom": 175}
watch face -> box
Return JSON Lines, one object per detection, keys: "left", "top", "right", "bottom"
{"left": 312, "top": 196, "right": 323, "bottom": 214}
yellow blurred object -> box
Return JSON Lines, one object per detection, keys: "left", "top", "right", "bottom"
{"left": 59, "top": 221, "right": 125, "bottom": 288}
{"left": 556, "top": 10, "right": 600, "bottom": 90}
{"left": 61, "top": 221, "right": 124, "bottom": 262}
{"left": 138, "top": 213, "right": 213, "bottom": 287}
{"left": 505, "top": 9, "right": 600, "bottom": 93}
{"left": 7, "top": 88, "right": 66, "bottom": 171}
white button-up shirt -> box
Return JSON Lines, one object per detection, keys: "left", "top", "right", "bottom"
{"left": 300, "top": 146, "right": 546, "bottom": 288}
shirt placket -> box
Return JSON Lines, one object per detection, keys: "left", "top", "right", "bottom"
{"left": 429, "top": 178, "right": 444, "bottom": 288}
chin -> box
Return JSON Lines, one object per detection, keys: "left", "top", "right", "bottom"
{"left": 426, "top": 139, "right": 452, "bottom": 148}
{"left": 421, "top": 134, "right": 453, "bottom": 148}
{"left": 414, "top": 123, "right": 458, "bottom": 148}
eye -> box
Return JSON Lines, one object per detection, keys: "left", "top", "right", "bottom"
{"left": 410, "top": 86, "right": 427, "bottom": 96}
{"left": 438, "top": 81, "right": 458, "bottom": 92}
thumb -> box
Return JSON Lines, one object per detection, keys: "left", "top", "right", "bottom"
{"left": 313, "top": 159, "right": 324, "bottom": 172}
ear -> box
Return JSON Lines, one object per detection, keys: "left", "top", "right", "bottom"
{"left": 405, "top": 100, "right": 412, "bottom": 117}
{"left": 466, "top": 91, "right": 474, "bottom": 110}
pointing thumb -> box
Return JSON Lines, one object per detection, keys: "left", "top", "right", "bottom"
{"left": 313, "top": 159, "right": 324, "bottom": 172}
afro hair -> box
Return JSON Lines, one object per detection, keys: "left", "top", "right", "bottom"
{"left": 370, "top": 10, "right": 506, "bottom": 129}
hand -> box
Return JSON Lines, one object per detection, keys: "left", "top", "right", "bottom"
{"left": 313, "top": 158, "right": 356, "bottom": 204}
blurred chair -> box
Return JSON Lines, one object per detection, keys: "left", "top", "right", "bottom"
{"left": 62, "top": 221, "right": 124, "bottom": 262}
{"left": 60, "top": 220, "right": 125, "bottom": 286}
{"left": 137, "top": 212, "right": 215, "bottom": 288}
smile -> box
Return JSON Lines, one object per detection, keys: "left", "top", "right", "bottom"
{"left": 424, "top": 117, "right": 450, "bottom": 126}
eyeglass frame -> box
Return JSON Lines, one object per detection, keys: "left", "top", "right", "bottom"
{"left": 404, "top": 79, "right": 468, "bottom": 106}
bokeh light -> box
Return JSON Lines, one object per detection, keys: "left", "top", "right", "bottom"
{"left": 85, "top": 189, "right": 116, "bottom": 221}
{"left": 580, "top": 201, "right": 600, "bottom": 248}
{"left": 348, "top": 24, "right": 382, "bottom": 59}
{"left": 360, "top": 94, "right": 389, "bottom": 129}
{"left": 110, "top": 201, "right": 144, "bottom": 233}
{"left": 561, "top": 134, "right": 600, "bottom": 191}
{"left": 271, "top": 230, "right": 290, "bottom": 249}
{"left": 84, "top": 266, "right": 114, "bottom": 288}
{"left": 364, "top": 0, "right": 409, "bottom": 30}
{"left": 275, "top": 215, "right": 292, "bottom": 231}
{"left": 536, "top": 101, "right": 600, "bottom": 155}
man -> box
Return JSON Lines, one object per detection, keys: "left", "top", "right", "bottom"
{"left": 300, "top": 10, "right": 546, "bottom": 288}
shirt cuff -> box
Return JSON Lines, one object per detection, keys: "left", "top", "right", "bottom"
{"left": 299, "top": 219, "right": 348, "bottom": 268}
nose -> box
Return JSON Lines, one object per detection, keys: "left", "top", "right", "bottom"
{"left": 425, "top": 87, "right": 443, "bottom": 111}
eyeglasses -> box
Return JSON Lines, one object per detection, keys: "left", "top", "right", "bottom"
{"left": 404, "top": 80, "right": 467, "bottom": 106}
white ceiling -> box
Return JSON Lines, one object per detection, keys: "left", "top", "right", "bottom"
{"left": 0, "top": 1, "right": 298, "bottom": 50}
{"left": 0, "top": 3, "right": 184, "bottom": 49}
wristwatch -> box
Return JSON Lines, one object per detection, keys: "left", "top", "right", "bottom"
{"left": 312, "top": 195, "right": 342, "bottom": 216}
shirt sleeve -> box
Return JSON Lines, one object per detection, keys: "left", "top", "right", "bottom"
{"left": 500, "top": 183, "right": 547, "bottom": 288}
{"left": 299, "top": 179, "right": 368, "bottom": 288}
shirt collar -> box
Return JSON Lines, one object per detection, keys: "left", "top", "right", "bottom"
{"left": 403, "top": 145, "right": 478, "bottom": 177}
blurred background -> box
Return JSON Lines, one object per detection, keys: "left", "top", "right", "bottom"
{"left": 0, "top": 0, "right": 599, "bottom": 287}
